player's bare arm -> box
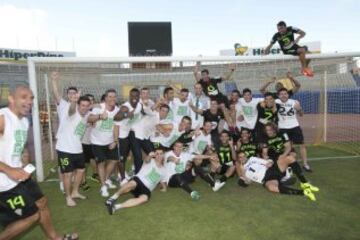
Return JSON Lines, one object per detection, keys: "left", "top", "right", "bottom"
{"left": 50, "top": 71, "right": 61, "bottom": 105}
{"left": 294, "top": 29, "right": 305, "bottom": 44}
{"left": 294, "top": 100, "right": 304, "bottom": 116}
{"left": 193, "top": 64, "right": 201, "bottom": 82}
{"left": 222, "top": 63, "right": 236, "bottom": 81}
{"left": 287, "top": 72, "right": 301, "bottom": 93}
{"left": 260, "top": 77, "right": 276, "bottom": 94}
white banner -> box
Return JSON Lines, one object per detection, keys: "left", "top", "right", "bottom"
{"left": 220, "top": 41, "right": 321, "bottom": 56}
{"left": 0, "top": 48, "right": 76, "bottom": 61}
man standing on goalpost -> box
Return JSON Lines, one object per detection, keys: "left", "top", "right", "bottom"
{"left": 0, "top": 85, "right": 78, "bottom": 240}
{"left": 264, "top": 21, "right": 313, "bottom": 77}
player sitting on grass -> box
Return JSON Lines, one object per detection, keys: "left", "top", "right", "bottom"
{"left": 211, "top": 131, "right": 237, "bottom": 185}
{"left": 246, "top": 123, "right": 319, "bottom": 197}
{"left": 264, "top": 21, "right": 313, "bottom": 77}
{"left": 236, "top": 151, "right": 319, "bottom": 201}
{"left": 105, "top": 149, "right": 167, "bottom": 215}
{"left": 0, "top": 86, "right": 78, "bottom": 240}
{"left": 165, "top": 141, "right": 215, "bottom": 200}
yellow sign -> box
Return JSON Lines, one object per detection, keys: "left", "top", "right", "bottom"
{"left": 234, "top": 43, "right": 248, "bottom": 56}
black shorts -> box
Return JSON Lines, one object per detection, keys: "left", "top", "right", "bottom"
{"left": 131, "top": 177, "right": 151, "bottom": 199}
{"left": 282, "top": 44, "right": 306, "bottom": 56}
{"left": 168, "top": 170, "right": 195, "bottom": 188}
{"left": 263, "top": 162, "right": 286, "bottom": 183}
{"left": 279, "top": 126, "right": 304, "bottom": 144}
{"left": 0, "top": 179, "right": 43, "bottom": 227}
{"left": 219, "top": 163, "right": 234, "bottom": 175}
{"left": 92, "top": 144, "right": 119, "bottom": 163}
{"left": 254, "top": 125, "right": 267, "bottom": 144}
{"left": 57, "top": 150, "right": 85, "bottom": 173}
{"left": 82, "top": 144, "right": 94, "bottom": 163}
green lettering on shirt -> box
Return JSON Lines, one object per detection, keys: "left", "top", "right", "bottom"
{"left": 99, "top": 118, "right": 114, "bottom": 132}
{"left": 74, "top": 121, "right": 86, "bottom": 137}
{"left": 175, "top": 162, "right": 185, "bottom": 174}
{"left": 177, "top": 106, "right": 188, "bottom": 117}
{"left": 13, "top": 130, "right": 27, "bottom": 156}
{"left": 146, "top": 167, "right": 161, "bottom": 185}
{"left": 243, "top": 106, "right": 253, "bottom": 117}
{"left": 197, "top": 140, "right": 208, "bottom": 153}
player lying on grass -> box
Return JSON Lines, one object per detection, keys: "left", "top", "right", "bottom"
{"left": 0, "top": 85, "right": 78, "bottom": 240}
{"left": 105, "top": 149, "right": 167, "bottom": 215}
{"left": 235, "top": 151, "right": 319, "bottom": 201}
{"left": 264, "top": 21, "right": 313, "bottom": 77}
{"left": 164, "top": 141, "right": 217, "bottom": 200}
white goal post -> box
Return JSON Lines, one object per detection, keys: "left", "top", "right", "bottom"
{"left": 27, "top": 52, "right": 360, "bottom": 182}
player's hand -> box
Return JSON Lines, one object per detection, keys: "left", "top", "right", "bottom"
{"left": 265, "top": 160, "right": 274, "bottom": 168}
{"left": 7, "top": 167, "right": 30, "bottom": 182}
{"left": 286, "top": 71, "right": 293, "bottom": 79}
{"left": 174, "top": 158, "right": 180, "bottom": 164}
{"left": 229, "top": 63, "right": 236, "bottom": 71}
{"left": 148, "top": 152, "right": 156, "bottom": 158}
{"left": 108, "top": 142, "right": 117, "bottom": 150}
{"left": 127, "top": 110, "right": 135, "bottom": 119}
{"left": 50, "top": 71, "right": 60, "bottom": 81}
{"left": 237, "top": 115, "right": 244, "bottom": 122}
{"left": 194, "top": 65, "right": 199, "bottom": 73}
{"left": 100, "top": 110, "right": 108, "bottom": 120}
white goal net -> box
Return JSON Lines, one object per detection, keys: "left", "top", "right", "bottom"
{"left": 27, "top": 53, "right": 360, "bottom": 181}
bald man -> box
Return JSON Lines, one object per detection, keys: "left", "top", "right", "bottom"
{"left": 0, "top": 85, "right": 78, "bottom": 240}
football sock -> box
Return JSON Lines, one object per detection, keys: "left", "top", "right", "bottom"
{"left": 289, "top": 162, "right": 307, "bottom": 183}
{"left": 278, "top": 184, "right": 304, "bottom": 195}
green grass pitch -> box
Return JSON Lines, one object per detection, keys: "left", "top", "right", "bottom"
{"left": 14, "top": 146, "right": 360, "bottom": 240}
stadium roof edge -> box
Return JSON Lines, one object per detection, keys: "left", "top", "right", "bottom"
{"left": 27, "top": 52, "right": 360, "bottom": 64}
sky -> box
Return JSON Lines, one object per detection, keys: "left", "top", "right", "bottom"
{"left": 0, "top": 0, "right": 359, "bottom": 57}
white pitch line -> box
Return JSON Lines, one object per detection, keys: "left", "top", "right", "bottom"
{"left": 308, "top": 155, "right": 360, "bottom": 161}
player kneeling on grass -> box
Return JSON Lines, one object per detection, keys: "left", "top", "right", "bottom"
{"left": 236, "top": 152, "right": 318, "bottom": 201}
{"left": 105, "top": 149, "right": 167, "bottom": 215}
{"left": 165, "top": 141, "right": 215, "bottom": 200}
{"left": 0, "top": 86, "right": 78, "bottom": 240}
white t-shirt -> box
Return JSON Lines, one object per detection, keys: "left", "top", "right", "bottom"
{"left": 188, "top": 131, "right": 212, "bottom": 154}
{"left": 164, "top": 151, "right": 195, "bottom": 183}
{"left": 235, "top": 102, "right": 246, "bottom": 130}
{"left": 165, "top": 100, "right": 175, "bottom": 122}
{"left": 90, "top": 104, "right": 119, "bottom": 146}
{"left": 151, "top": 125, "right": 184, "bottom": 148}
{"left": 237, "top": 98, "right": 263, "bottom": 130}
{"left": 56, "top": 99, "right": 70, "bottom": 139}
{"left": 0, "top": 108, "right": 29, "bottom": 192}
{"left": 136, "top": 159, "right": 167, "bottom": 191}
{"left": 173, "top": 98, "right": 191, "bottom": 124}
{"left": 275, "top": 99, "right": 300, "bottom": 129}
{"left": 55, "top": 103, "right": 89, "bottom": 154}
{"left": 243, "top": 157, "right": 269, "bottom": 184}
{"left": 116, "top": 102, "right": 143, "bottom": 139}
